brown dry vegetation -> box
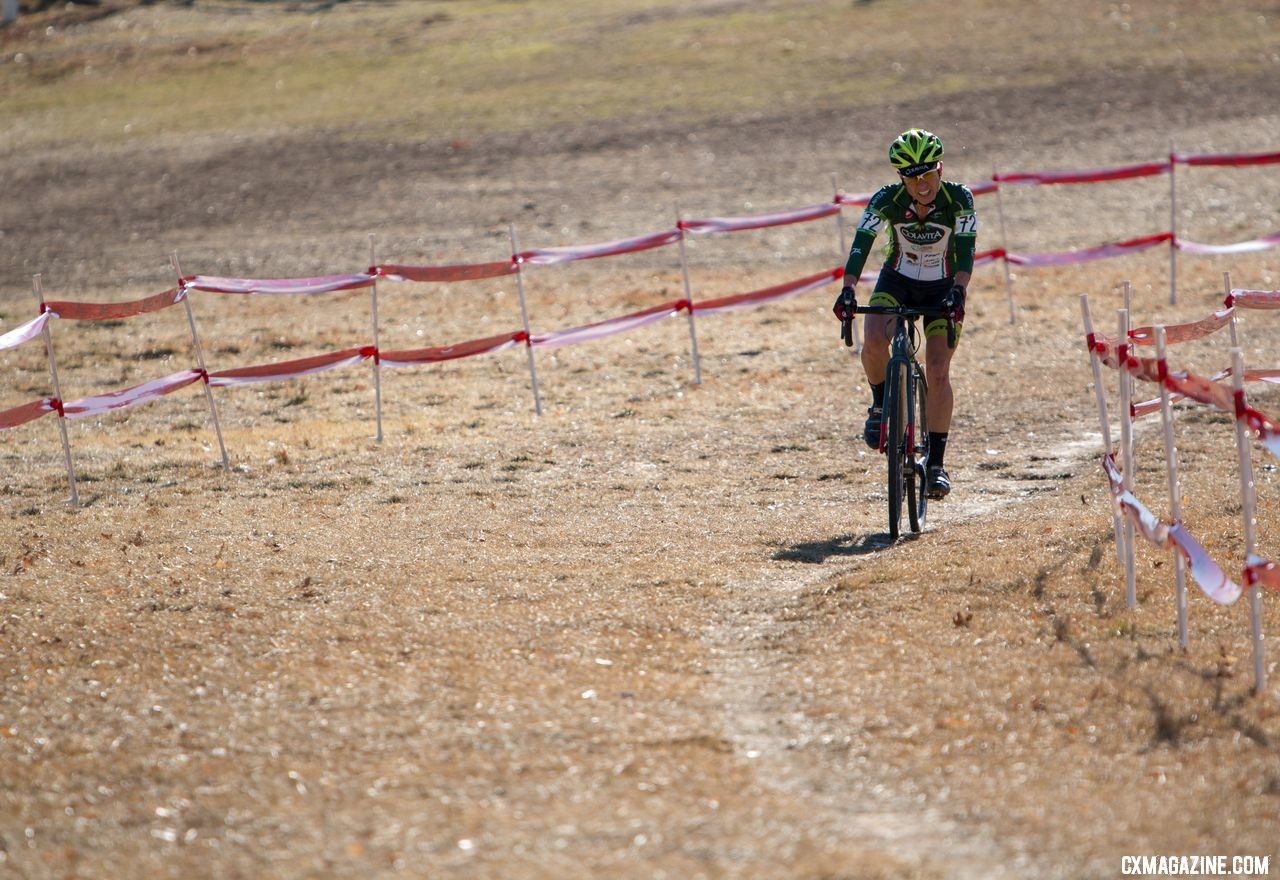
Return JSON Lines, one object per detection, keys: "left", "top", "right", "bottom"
{"left": 2, "top": 1, "right": 1280, "bottom": 878}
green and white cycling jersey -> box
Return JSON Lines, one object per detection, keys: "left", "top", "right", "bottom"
{"left": 843, "top": 180, "right": 978, "bottom": 282}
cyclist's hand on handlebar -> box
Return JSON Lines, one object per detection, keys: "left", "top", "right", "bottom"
{"left": 944, "top": 284, "right": 966, "bottom": 324}
{"left": 835, "top": 285, "right": 856, "bottom": 347}
{"left": 833, "top": 285, "right": 857, "bottom": 322}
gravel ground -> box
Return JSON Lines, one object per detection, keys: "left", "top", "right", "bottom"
{"left": 2, "top": 3, "right": 1280, "bottom": 878}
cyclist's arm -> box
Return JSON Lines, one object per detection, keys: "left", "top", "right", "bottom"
{"left": 951, "top": 183, "right": 978, "bottom": 278}
{"left": 842, "top": 226, "right": 876, "bottom": 287}
{"left": 842, "top": 202, "right": 888, "bottom": 287}
{"left": 952, "top": 233, "right": 976, "bottom": 278}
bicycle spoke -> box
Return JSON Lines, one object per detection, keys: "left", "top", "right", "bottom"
{"left": 908, "top": 363, "right": 929, "bottom": 533}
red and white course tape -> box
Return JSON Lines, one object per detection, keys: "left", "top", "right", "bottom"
{"left": 1102, "top": 452, "right": 1241, "bottom": 604}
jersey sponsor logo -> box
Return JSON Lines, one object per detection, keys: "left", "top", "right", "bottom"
{"left": 891, "top": 221, "right": 951, "bottom": 280}
{"left": 903, "top": 251, "right": 944, "bottom": 269}
{"left": 901, "top": 225, "right": 945, "bottom": 245}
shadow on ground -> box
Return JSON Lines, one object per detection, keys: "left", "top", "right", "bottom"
{"left": 771, "top": 531, "right": 921, "bottom": 563}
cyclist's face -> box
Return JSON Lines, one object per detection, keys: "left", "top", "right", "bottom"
{"left": 900, "top": 166, "right": 940, "bottom": 205}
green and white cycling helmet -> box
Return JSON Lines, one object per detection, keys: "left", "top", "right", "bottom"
{"left": 889, "top": 129, "right": 944, "bottom": 177}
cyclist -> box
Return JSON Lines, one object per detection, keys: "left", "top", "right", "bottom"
{"left": 833, "top": 128, "right": 977, "bottom": 499}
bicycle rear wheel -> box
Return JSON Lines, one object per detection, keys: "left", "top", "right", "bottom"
{"left": 885, "top": 359, "right": 907, "bottom": 539}
{"left": 907, "top": 365, "right": 929, "bottom": 533}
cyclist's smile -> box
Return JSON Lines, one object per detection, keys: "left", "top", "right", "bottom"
{"left": 901, "top": 166, "right": 940, "bottom": 214}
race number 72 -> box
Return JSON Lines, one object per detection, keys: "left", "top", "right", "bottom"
{"left": 857, "top": 211, "right": 883, "bottom": 234}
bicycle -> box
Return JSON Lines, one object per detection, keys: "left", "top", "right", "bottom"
{"left": 839, "top": 291, "right": 957, "bottom": 540}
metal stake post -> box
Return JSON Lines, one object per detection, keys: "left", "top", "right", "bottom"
{"left": 1118, "top": 308, "right": 1137, "bottom": 610}
{"left": 1156, "top": 327, "right": 1188, "bottom": 648}
{"left": 31, "top": 275, "right": 79, "bottom": 507}
{"left": 1230, "top": 348, "right": 1266, "bottom": 694}
{"left": 508, "top": 224, "right": 543, "bottom": 416}
{"left": 1168, "top": 145, "right": 1178, "bottom": 305}
{"left": 1121, "top": 281, "right": 1136, "bottom": 467}
{"left": 831, "top": 174, "right": 860, "bottom": 350}
{"left": 674, "top": 204, "right": 702, "bottom": 386}
{"left": 368, "top": 234, "right": 384, "bottom": 442}
{"left": 993, "top": 172, "right": 1016, "bottom": 324}
{"left": 1224, "top": 271, "right": 1239, "bottom": 348}
{"left": 832, "top": 174, "right": 847, "bottom": 256}
{"left": 171, "top": 254, "right": 230, "bottom": 470}
{"left": 1079, "top": 295, "right": 1125, "bottom": 565}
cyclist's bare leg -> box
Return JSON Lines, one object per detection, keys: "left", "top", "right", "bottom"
{"left": 859, "top": 313, "right": 895, "bottom": 386}
{"left": 923, "top": 333, "right": 957, "bottom": 431}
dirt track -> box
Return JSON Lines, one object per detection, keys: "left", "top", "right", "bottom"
{"left": 3, "top": 2, "right": 1280, "bottom": 878}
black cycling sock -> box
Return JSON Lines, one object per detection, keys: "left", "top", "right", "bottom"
{"left": 871, "top": 382, "right": 885, "bottom": 408}
{"left": 928, "top": 432, "right": 948, "bottom": 468}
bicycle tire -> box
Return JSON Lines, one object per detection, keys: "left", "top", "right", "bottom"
{"left": 907, "top": 364, "right": 929, "bottom": 533}
{"left": 886, "top": 359, "right": 907, "bottom": 540}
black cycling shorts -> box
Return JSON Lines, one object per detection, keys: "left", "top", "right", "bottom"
{"left": 867, "top": 267, "right": 960, "bottom": 339}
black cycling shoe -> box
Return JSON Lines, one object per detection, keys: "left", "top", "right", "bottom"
{"left": 863, "top": 405, "right": 883, "bottom": 449}
{"left": 927, "top": 466, "right": 951, "bottom": 499}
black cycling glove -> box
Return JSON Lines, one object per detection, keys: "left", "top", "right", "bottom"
{"left": 833, "top": 285, "right": 857, "bottom": 321}
{"left": 945, "top": 284, "right": 966, "bottom": 323}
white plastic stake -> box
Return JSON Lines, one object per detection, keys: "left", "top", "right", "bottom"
{"left": 1156, "top": 327, "right": 1188, "bottom": 649}
{"left": 508, "top": 224, "right": 543, "bottom": 416}
{"left": 1230, "top": 348, "right": 1266, "bottom": 694}
{"left": 1079, "top": 295, "right": 1125, "bottom": 565}
{"left": 674, "top": 205, "right": 703, "bottom": 386}
{"left": 1118, "top": 308, "right": 1137, "bottom": 610}
{"left": 368, "top": 234, "right": 384, "bottom": 442}
{"left": 171, "top": 254, "right": 230, "bottom": 470}
{"left": 31, "top": 275, "right": 79, "bottom": 507}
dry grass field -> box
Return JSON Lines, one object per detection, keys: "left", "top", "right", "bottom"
{"left": 2, "top": 1, "right": 1280, "bottom": 878}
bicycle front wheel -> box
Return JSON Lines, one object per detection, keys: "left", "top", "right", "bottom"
{"left": 885, "top": 359, "right": 908, "bottom": 540}
{"left": 907, "top": 364, "right": 929, "bottom": 534}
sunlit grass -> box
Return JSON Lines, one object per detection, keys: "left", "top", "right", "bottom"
{"left": 1, "top": 0, "right": 1274, "bottom": 151}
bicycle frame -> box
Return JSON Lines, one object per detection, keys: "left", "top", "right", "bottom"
{"left": 876, "top": 314, "right": 922, "bottom": 450}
